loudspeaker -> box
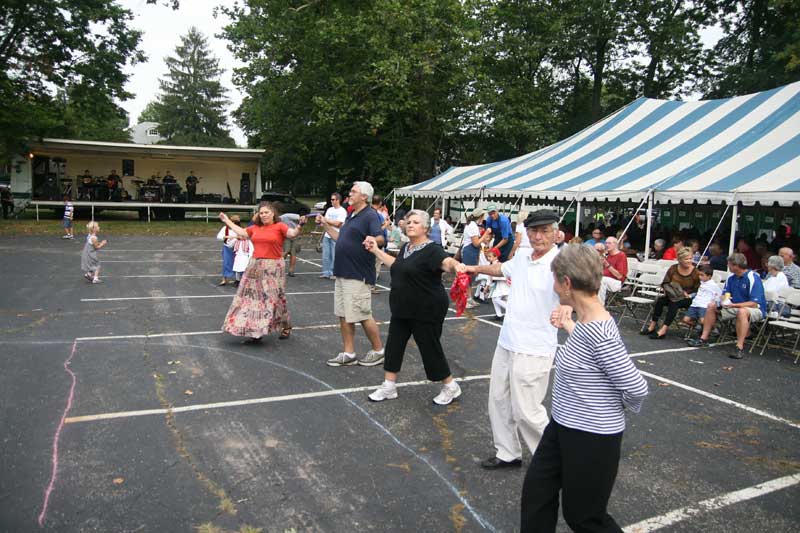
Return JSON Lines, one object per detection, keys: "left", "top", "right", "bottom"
{"left": 239, "top": 192, "right": 253, "bottom": 204}
{"left": 240, "top": 173, "right": 250, "bottom": 194}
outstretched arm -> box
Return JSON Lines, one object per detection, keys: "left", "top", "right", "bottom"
{"left": 219, "top": 212, "right": 249, "bottom": 239}
{"left": 364, "top": 236, "right": 395, "bottom": 267}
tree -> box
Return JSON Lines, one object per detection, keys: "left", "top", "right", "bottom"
{"left": 137, "top": 101, "right": 161, "bottom": 123}
{"left": 701, "top": 0, "right": 800, "bottom": 97}
{"left": 222, "top": 0, "right": 473, "bottom": 191}
{"left": 149, "top": 27, "right": 236, "bottom": 148}
{"left": 0, "top": 0, "right": 144, "bottom": 156}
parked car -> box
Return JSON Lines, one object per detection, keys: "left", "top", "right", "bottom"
{"left": 314, "top": 200, "right": 327, "bottom": 210}
{"left": 260, "top": 192, "right": 310, "bottom": 216}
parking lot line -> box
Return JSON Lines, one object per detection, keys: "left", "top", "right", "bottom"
{"left": 624, "top": 472, "right": 800, "bottom": 532}
{"left": 80, "top": 290, "right": 340, "bottom": 302}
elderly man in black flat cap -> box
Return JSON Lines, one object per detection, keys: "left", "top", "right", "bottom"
{"left": 465, "top": 209, "right": 571, "bottom": 470}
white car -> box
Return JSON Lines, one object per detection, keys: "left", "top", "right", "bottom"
{"left": 314, "top": 201, "right": 327, "bottom": 210}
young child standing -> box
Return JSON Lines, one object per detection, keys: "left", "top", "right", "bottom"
{"left": 81, "top": 221, "right": 107, "bottom": 283}
{"left": 62, "top": 195, "right": 74, "bottom": 239}
{"left": 216, "top": 215, "right": 238, "bottom": 285}
{"left": 683, "top": 264, "right": 722, "bottom": 329}
{"left": 232, "top": 235, "right": 253, "bottom": 286}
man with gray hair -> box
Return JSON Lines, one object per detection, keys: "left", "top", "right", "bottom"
{"left": 778, "top": 247, "right": 800, "bottom": 289}
{"left": 465, "top": 209, "right": 571, "bottom": 469}
{"left": 317, "top": 181, "right": 386, "bottom": 367}
{"left": 688, "top": 252, "right": 766, "bottom": 359}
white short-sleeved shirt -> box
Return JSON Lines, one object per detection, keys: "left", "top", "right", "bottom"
{"left": 462, "top": 221, "right": 480, "bottom": 249}
{"left": 763, "top": 272, "right": 789, "bottom": 297}
{"left": 323, "top": 206, "right": 348, "bottom": 239}
{"left": 498, "top": 245, "right": 561, "bottom": 355}
{"left": 515, "top": 223, "right": 531, "bottom": 248}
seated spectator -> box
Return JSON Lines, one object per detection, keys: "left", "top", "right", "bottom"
{"left": 569, "top": 236, "right": 584, "bottom": 245}
{"left": 682, "top": 264, "right": 722, "bottom": 330}
{"left": 649, "top": 238, "right": 666, "bottom": 260}
{"left": 688, "top": 253, "right": 766, "bottom": 360}
{"left": 661, "top": 237, "right": 684, "bottom": 260}
{"left": 585, "top": 228, "right": 604, "bottom": 247}
{"left": 736, "top": 238, "right": 760, "bottom": 270}
{"left": 688, "top": 239, "right": 703, "bottom": 263}
{"left": 778, "top": 247, "right": 800, "bottom": 289}
{"left": 763, "top": 255, "right": 789, "bottom": 294}
{"left": 642, "top": 248, "right": 699, "bottom": 339}
{"left": 708, "top": 242, "right": 728, "bottom": 271}
{"left": 594, "top": 242, "right": 606, "bottom": 255}
{"left": 598, "top": 236, "right": 628, "bottom": 304}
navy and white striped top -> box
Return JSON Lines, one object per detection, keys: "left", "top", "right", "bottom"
{"left": 552, "top": 319, "right": 648, "bottom": 435}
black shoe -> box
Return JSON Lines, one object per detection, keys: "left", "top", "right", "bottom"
{"left": 288, "top": 271, "right": 295, "bottom": 277}
{"left": 242, "top": 337, "right": 262, "bottom": 344}
{"left": 648, "top": 331, "right": 665, "bottom": 340}
{"left": 493, "top": 315, "right": 504, "bottom": 322}
{"left": 729, "top": 348, "right": 745, "bottom": 359}
{"left": 639, "top": 327, "right": 655, "bottom": 336}
{"left": 480, "top": 456, "right": 522, "bottom": 470}
{"left": 687, "top": 337, "right": 708, "bottom": 347}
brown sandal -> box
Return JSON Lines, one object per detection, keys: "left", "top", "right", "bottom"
{"left": 279, "top": 328, "right": 292, "bottom": 340}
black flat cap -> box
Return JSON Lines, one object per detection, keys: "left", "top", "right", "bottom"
{"left": 524, "top": 209, "right": 559, "bottom": 228}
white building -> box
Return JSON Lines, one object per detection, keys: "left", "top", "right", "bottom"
{"left": 129, "top": 122, "right": 166, "bottom": 145}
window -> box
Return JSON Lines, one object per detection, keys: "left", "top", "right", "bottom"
{"left": 146, "top": 128, "right": 159, "bottom": 137}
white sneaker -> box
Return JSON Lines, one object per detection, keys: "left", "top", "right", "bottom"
{"left": 465, "top": 299, "right": 480, "bottom": 309}
{"left": 358, "top": 348, "right": 385, "bottom": 366}
{"left": 61, "top": 235, "right": 70, "bottom": 239}
{"left": 433, "top": 382, "right": 462, "bottom": 405}
{"left": 326, "top": 352, "right": 358, "bottom": 367}
{"left": 368, "top": 381, "right": 398, "bottom": 402}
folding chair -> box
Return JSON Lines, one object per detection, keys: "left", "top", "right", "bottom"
{"left": 748, "top": 290, "right": 778, "bottom": 353}
{"left": 617, "top": 272, "right": 663, "bottom": 328}
{"left": 759, "top": 288, "right": 800, "bottom": 362}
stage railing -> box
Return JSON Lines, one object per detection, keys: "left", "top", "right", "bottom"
{"left": 30, "top": 200, "right": 258, "bottom": 223}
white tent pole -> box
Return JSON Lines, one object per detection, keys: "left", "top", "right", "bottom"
{"left": 644, "top": 192, "right": 653, "bottom": 260}
{"left": 411, "top": 195, "right": 415, "bottom": 210}
{"left": 619, "top": 192, "right": 652, "bottom": 245}
{"left": 558, "top": 197, "right": 577, "bottom": 224}
{"left": 575, "top": 199, "right": 582, "bottom": 237}
{"left": 392, "top": 190, "right": 397, "bottom": 219}
{"left": 728, "top": 199, "right": 739, "bottom": 258}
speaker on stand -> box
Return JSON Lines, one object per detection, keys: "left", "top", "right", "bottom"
{"left": 239, "top": 173, "right": 252, "bottom": 204}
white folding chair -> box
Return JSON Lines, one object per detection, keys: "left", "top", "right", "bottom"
{"left": 748, "top": 290, "right": 778, "bottom": 353}
{"left": 759, "top": 289, "right": 800, "bottom": 362}
{"left": 617, "top": 272, "right": 663, "bottom": 328}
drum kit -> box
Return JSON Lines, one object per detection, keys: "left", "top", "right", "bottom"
{"left": 130, "top": 178, "right": 183, "bottom": 203}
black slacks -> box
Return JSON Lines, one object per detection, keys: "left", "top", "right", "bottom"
{"left": 652, "top": 296, "right": 692, "bottom": 326}
{"left": 384, "top": 317, "right": 450, "bottom": 382}
{"left": 521, "top": 419, "right": 623, "bottom": 533}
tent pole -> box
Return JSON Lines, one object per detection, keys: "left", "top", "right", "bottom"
{"left": 392, "top": 190, "right": 397, "bottom": 219}
{"left": 575, "top": 199, "right": 582, "bottom": 237}
{"left": 728, "top": 200, "right": 739, "bottom": 258}
{"left": 411, "top": 195, "right": 415, "bottom": 210}
{"left": 644, "top": 192, "right": 653, "bottom": 260}
{"left": 700, "top": 203, "right": 731, "bottom": 260}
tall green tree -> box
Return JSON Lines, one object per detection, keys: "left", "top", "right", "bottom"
{"left": 57, "top": 84, "right": 131, "bottom": 143}
{"left": 222, "top": 0, "right": 473, "bottom": 191}
{"left": 0, "top": 0, "right": 144, "bottom": 156}
{"left": 151, "top": 27, "right": 236, "bottom": 148}
{"left": 701, "top": 0, "right": 800, "bottom": 97}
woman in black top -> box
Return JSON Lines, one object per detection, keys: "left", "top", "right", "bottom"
{"left": 363, "top": 209, "right": 465, "bottom": 405}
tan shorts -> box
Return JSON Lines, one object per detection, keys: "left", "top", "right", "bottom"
{"left": 720, "top": 306, "right": 763, "bottom": 322}
{"left": 283, "top": 238, "right": 298, "bottom": 255}
{"left": 334, "top": 277, "right": 373, "bottom": 323}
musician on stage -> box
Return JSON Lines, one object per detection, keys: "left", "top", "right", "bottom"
{"left": 185, "top": 170, "right": 199, "bottom": 203}
{"left": 163, "top": 170, "right": 177, "bottom": 184}
{"left": 107, "top": 170, "right": 121, "bottom": 191}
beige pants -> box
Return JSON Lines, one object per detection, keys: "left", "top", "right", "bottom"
{"left": 488, "top": 345, "right": 553, "bottom": 462}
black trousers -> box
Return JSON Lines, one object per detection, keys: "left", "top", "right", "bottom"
{"left": 651, "top": 296, "right": 692, "bottom": 326}
{"left": 521, "top": 420, "right": 623, "bottom": 533}
{"left": 384, "top": 317, "right": 451, "bottom": 382}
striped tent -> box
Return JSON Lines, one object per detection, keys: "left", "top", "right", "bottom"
{"left": 397, "top": 80, "right": 800, "bottom": 207}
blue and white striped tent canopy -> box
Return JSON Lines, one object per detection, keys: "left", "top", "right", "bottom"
{"left": 398, "top": 81, "right": 800, "bottom": 206}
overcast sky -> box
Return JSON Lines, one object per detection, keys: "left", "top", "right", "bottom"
{"left": 119, "top": 0, "right": 247, "bottom": 146}
{"left": 118, "top": 1, "right": 723, "bottom": 149}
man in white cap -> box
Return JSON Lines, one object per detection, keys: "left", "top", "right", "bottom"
{"left": 465, "top": 209, "right": 570, "bottom": 469}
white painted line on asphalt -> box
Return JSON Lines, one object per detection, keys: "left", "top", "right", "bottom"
{"left": 104, "top": 274, "right": 219, "bottom": 278}
{"left": 639, "top": 370, "right": 800, "bottom": 430}
{"left": 73, "top": 314, "right": 498, "bottom": 341}
{"left": 80, "top": 290, "right": 338, "bottom": 302}
{"left": 64, "top": 373, "right": 494, "bottom": 424}
{"left": 105, "top": 249, "right": 218, "bottom": 253}
{"left": 625, "top": 472, "right": 800, "bottom": 532}
{"left": 102, "top": 260, "right": 219, "bottom": 263}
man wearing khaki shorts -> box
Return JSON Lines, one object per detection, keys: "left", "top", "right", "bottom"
{"left": 317, "top": 181, "right": 385, "bottom": 367}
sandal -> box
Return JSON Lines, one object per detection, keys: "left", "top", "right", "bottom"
{"left": 279, "top": 328, "right": 292, "bottom": 340}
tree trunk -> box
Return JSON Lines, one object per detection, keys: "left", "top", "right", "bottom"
{"left": 591, "top": 38, "right": 608, "bottom": 121}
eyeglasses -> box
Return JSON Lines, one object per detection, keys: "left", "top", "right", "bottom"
{"left": 527, "top": 227, "right": 554, "bottom": 236}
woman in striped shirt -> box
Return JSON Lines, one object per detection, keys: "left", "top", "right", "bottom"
{"left": 521, "top": 244, "right": 648, "bottom": 533}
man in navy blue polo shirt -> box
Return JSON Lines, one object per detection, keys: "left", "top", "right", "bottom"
{"left": 318, "top": 181, "right": 386, "bottom": 367}
{"left": 485, "top": 205, "right": 515, "bottom": 261}
{"left": 688, "top": 252, "right": 766, "bottom": 359}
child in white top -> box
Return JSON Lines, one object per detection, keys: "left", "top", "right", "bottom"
{"left": 232, "top": 236, "right": 253, "bottom": 285}
{"left": 682, "top": 264, "right": 722, "bottom": 328}
{"left": 62, "top": 195, "right": 74, "bottom": 239}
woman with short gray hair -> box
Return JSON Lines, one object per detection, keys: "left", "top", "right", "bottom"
{"left": 362, "top": 210, "right": 465, "bottom": 405}
{"left": 763, "top": 255, "right": 789, "bottom": 295}
{"left": 521, "top": 244, "right": 648, "bottom": 532}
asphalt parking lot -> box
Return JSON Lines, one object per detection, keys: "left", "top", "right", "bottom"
{"left": 1, "top": 235, "right": 798, "bottom": 532}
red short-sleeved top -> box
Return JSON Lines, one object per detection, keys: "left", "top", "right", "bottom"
{"left": 246, "top": 223, "right": 289, "bottom": 259}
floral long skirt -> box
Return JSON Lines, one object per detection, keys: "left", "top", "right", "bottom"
{"left": 223, "top": 258, "right": 290, "bottom": 338}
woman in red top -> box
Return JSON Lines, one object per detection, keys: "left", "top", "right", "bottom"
{"left": 219, "top": 202, "right": 305, "bottom": 342}
{"left": 661, "top": 237, "right": 683, "bottom": 260}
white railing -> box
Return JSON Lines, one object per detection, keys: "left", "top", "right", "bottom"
{"left": 29, "top": 200, "right": 258, "bottom": 223}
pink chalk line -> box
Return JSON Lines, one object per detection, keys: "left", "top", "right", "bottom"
{"left": 37, "top": 340, "right": 78, "bottom": 527}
